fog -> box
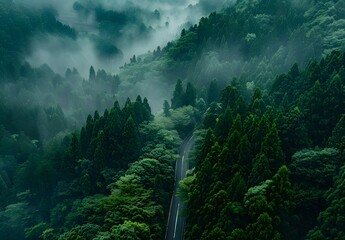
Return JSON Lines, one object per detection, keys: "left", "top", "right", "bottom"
{"left": 18, "top": 0, "right": 227, "bottom": 77}
{"left": 0, "top": 0, "right": 238, "bottom": 140}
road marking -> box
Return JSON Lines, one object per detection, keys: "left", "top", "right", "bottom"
{"left": 173, "top": 203, "right": 180, "bottom": 239}
{"left": 165, "top": 191, "right": 175, "bottom": 240}
{"left": 166, "top": 135, "right": 194, "bottom": 240}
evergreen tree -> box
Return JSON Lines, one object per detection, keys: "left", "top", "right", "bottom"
{"left": 121, "top": 116, "right": 141, "bottom": 168}
{"left": 79, "top": 127, "right": 88, "bottom": 156}
{"left": 163, "top": 100, "right": 170, "bottom": 117}
{"left": 89, "top": 66, "right": 96, "bottom": 81}
{"left": 133, "top": 95, "right": 144, "bottom": 124}
{"left": 122, "top": 98, "right": 133, "bottom": 120}
{"left": 185, "top": 82, "right": 197, "bottom": 107}
{"left": 248, "top": 153, "right": 271, "bottom": 187}
{"left": 301, "top": 80, "right": 325, "bottom": 146}
{"left": 235, "top": 135, "right": 252, "bottom": 174}
{"left": 171, "top": 79, "right": 184, "bottom": 109}
{"left": 279, "top": 106, "right": 310, "bottom": 161}
{"left": 250, "top": 88, "right": 266, "bottom": 116}
{"left": 214, "top": 107, "right": 234, "bottom": 142}
{"left": 261, "top": 123, "right": 284, "bottom": 172}
{"left": 65, "top": 133, "right": 81, "bottom": 178}
{"left": 267, "top": 165, "right": 294, "bottom": 237}
{"left": 93, "top": 130, "right": 107, "bottom": 172}
{"left": 195, "top": 129, "right": 215, "bottom": 171}
{"left": 207, "top": 80, "right": 220, "bottom": 105}
{"left": 328, "top": 114, "right": 345, "bottom": 148}
{"left": 142, "top": 97, "right": 153, "bottom": 121}
{"left": 228, "top": 172, "right": 247, "bottom": 202}
{"left": 245, "top": 213, "right": 281, "bottom": 240}
{"left": 221, "top": 84, "right": 239, "bottom": 108}
{"left": 267, "top": 165, "right": 293, "bottom": 210}
{"left": 306, "top": 164, "right": 345, "bottom": 240}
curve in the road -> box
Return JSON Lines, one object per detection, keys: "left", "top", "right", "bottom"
{"left": 165, "top": 135, "right": 195, "bottom": 240}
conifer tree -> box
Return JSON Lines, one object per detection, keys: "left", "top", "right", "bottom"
{"left": 143, "top": 97, "right": 153, "bottom": 121}
{"left": 207, "top": 80, "right": 220, "bottom": 105}
{"left": 214, "top": 107, "right": 234, "bottom": 142}
{"left": 195, "top": 129, "right": 215, "bottom": 171}
{"left": 133, "top": 95, "right": 144, "bottom": 124}
{"left": 89, "top": 66, "right": 96, "bottom": 81}
{"left": 329, "top": 114, "right": 345, "bottom": 148}
{"left": 261, "top": 123, "right": 284, "bottom": 172}
{"left": 267, "top": 165, "right": 294, "bottom": 238}
{"left": 94, "top": 130, "right": 106, "bottom": 171}
{"left": 163, "top": 100, "right": 170, "bottom": 117}
{"left": 228, "top": 172, "right": 247, "bottom": 202}
{"left": 185, "top": 82, "right": 197, "bottom": 107}
{"left": 79, "top": 126, "right": 88, "bottom": 156}
{"left": 171, "top": 79, "right": 184, "bottom": 109}
{"left": 121, "top": 116, "right": 141, "bottom": 168}
{"left": 248, "top": 153, "right": 271, "bottom": 187}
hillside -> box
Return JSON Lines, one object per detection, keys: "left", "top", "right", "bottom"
{"left": 0, "top": 0, "right": 345, "bottom": 239}
{"left": 183, "top": 50, "right": 345, "bottom": 240}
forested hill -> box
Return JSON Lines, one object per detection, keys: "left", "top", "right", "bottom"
{"left": 119, "top": 0, "right": 345, "bottom": 93}
{"left": 182, "top": 50, "right": 345, "bottom": 240}
{"left": 0, "top": 94, "right": 197, "bottom": 239}
{"left": 0, "top": 0, "right": 345, "bottom": 239}
{"left": 0, "top": 0, "right": 76, "bottom": 79}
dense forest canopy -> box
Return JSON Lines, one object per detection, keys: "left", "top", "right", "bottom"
{"left": 0, "top": 0, "right": 345, "bottom": 239}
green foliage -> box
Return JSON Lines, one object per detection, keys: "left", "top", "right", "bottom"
{"left": 267, "top": 165, "right": 294, "bottom": 212}
{"left": 171, "top": 79, "right": 184, "bottom": 109}
{"left": 289, "top": 148, "right": 342, "bottom": 237}
{"left": 306, "top": 164, "right": 345, "bottom": 240}
{"left": 245, "top": 213, "right": 281, "bottom": 240}
{"left": 177, "top": 175, "right": 195, "bottom": 205}
{"left": 328, "top": 114, "right": 345, "bottom": 148}
{"left": 248, "top": 153, "right": 271, "bottom": 187}
{"left": 24, "top": 223, "right": 49, "bottom": 240}
{"left": 290, "top": 148, "right": 342, "bottom": 190}
{"left": 228, "top": 172, "right": 247, "bottom": 202}
{"left": 163, "top": 100, "right": 170, "bottom": 117}
{"left": 112, "top": 221, "right": 151, "bottom": 240}
{"left": 169, "top": 106, "right": 196, "bottom": 137}
{"left": 121, "top": 116, "right": 141, "bottom": 167}
{"left": 171, "top": 80, "right": 197, "bottom": 109}
{"left": 185, "top": 50, "right": 345, "bottom": 240}
{"left": 2, "top": 0, "right": 345, "bottom": 239}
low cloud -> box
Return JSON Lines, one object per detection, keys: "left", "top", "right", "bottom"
{"left": 27, "top": 35, "right": 119, "bottom": 78}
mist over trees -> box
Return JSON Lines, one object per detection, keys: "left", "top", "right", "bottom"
{"left": 0, "top": 0, "right": 345, "bottom": 239}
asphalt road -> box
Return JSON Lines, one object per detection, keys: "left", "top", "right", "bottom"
{"left": 165, "top": 135, "right": 195, "bottom": 240}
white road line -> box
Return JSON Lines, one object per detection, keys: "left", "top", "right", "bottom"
{"left": 173, "top": 203, "right": 180, "bottom": 239}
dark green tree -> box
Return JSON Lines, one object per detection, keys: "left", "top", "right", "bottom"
{"left": 121, "top": 116, "right": 141, "bottom": 168}
{"left": 163, "top": 100, "right": 170, "bottom": 116}
{"left": 261, "top": 123, "right": 284, "bottom": 172}
{"left": 228, "top": 172, "right": 247, "bottom": 202}
{"left": 248, "top": 153, "right": 271, "bottom": 187}
{"left": 142, "top": 97, "right": 153, "bottom": 122}
{"left": 207, "top": 80, "right": 220, "bottom": 105}
{"left": 185, "top": 82, "right": 197, "bottom": 107}
{"left": 245, "top": 213, "right": 281, "bottom": 240}
{"left": 171, "top": 79, "right": 184, "bottom": 109}
{"left": 306, "top": 164, "right": 345, "bottom": 240}
{"left": 328, "top": 115, "right": 345, "bottom": 149}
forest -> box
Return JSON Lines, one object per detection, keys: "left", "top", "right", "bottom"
{"left": 0, "top": 0, "right": 345, "bottom": 239}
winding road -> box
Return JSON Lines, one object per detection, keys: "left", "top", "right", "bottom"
{"left": 165, "top": 135, "right": 195, "bottom": 240}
